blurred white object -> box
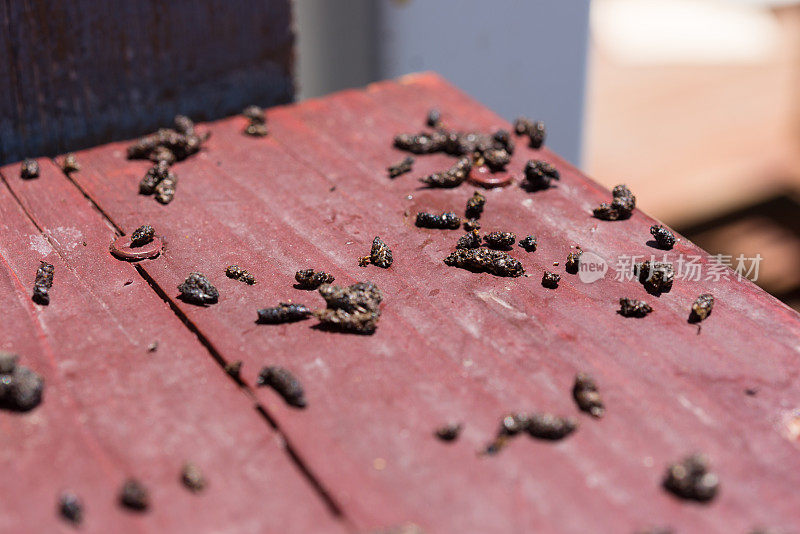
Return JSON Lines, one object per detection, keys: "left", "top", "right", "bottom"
{"left": 592, "top": 0, "right": 782, "bottom": 64}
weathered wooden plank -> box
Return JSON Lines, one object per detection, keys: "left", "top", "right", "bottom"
{"left": 0, "top": 0, "right": 293, "bottom": 165}
{"left": 51, "top": 74, "right": 800, "bottom": 532}
{"left": 0, "top": 159, "right": 346, "bottom": 533}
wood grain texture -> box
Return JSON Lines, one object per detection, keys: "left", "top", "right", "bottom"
{"left": 0, "top": 0, "right": 293, "bottom": 164}
{"left": 14, "top": 73, "right": 800, "bottom": 533}
{"left": 0, "top": 159, "right": 346, "bottom": 534}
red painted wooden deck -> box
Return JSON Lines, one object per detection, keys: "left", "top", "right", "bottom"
{"left": 1, "top": 73, "right": 799, "bottom": 533}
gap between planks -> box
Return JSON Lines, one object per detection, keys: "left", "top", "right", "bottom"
{"left": 0, "top": 162, "right": 351, "bottom": 529}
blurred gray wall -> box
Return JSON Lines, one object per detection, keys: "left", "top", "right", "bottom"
{"left": 294, "top": 0, "right": 590, "bottom": 165}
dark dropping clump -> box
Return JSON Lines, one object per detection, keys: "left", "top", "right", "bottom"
{"left": 518, "top": 235, "right": 537, "bottom": 252}
{"left": 314, "top": 282, "right": 383, "bottom": 334}
{"left": 127, "top": 115, "right": 208, "bottom": 162}
{"left": 444, "top": 248, "right": 524, "bottom": 277}
{"left": 60, "top": 153, "right": 80, "bottom": 174}
{"left": 139, "top": 160, "right": 172, "bottom": 195}
{"left": 513, "top": 117, "right": 547, "bottom": 148}
{"left": 573, "top": 373, "right": 604, "bottom": 418}
{"left": 360, "top": 236, "right": 393, "bottom": 268}
{"left": 635, "top": 261, "right": 675, "bottom": 295}
{"left": 416, "top": 212, "right": 461, "bottom": 230}
{"left": 154, "top": 172, "right": 178, "bottom": 204}
{"left": 130, "top": 224, "right": 155, "bottom": 247}
{"left": 257, "top": 366, "right": 307, "bottom": 407}
{"left": 465, "top": 191, "right": 486, "bottom": 219}
{"left": 483, "top": 231, "right": 516, "bottom": 250}
{"left": 420, "top": 157, "right": 472, "bottom": 188}
{"left": 542, "top": 271, "right": 560, "bottom": 289}
{"left": 565, "top": 249, "right": 582, "bottom": 274}
{"left": 225, "top": 265, "right": 256, "bottom": 285}
{"left": 663, "top": 454, "right": 719, "bottom": 502}
{"left": 426, "top": 108, "right": 441, "bottom": 128}
{"left": 20, "top": 158, "right": 39, "bottom": 179}
{"left": 527, "top": 413, "right": 578, "bottom": 440}
{"left": 388, "top": 156, "right": 414, "bottom": 178}
{"left": 482, "top": 148, "right": 511, "bottom": 172}
{"left": 619, "top": 298, "right": 652, "bottom": 318}
{"left": 483, "top": 412, "right": 576, "bottom": 454}
{"left": 594, "top": 184, "right": 636, "bottom": 221}
{"left": 177, "top": 273, "right": 219, "bottom": 305}
{"left": 394, "top": 131, "right": 448, "bottom": 154}
{"left": 513, "top": 117, "right": 534, "bottom": 136}
{"left": 257, "top": 303, "right": 311, "bottom": 324}
{"left": 492, "top": 129, "right": 514, "bottom": 154}
{"left": 58, "top": 492, "right": 83, "bottom": 525}
{"left": 58, "top": 491, "right": 83, "bottom": 525}
{"left": 435, "top": 422, "right": 462, "bottom": 442}
{"left": 181, "top": 462, "right": 206, "bottom": 492}
{"left": 524, "top": 160, "right": 559, "bottom": 190}
{"left": 463, "top": 219, "right": 481, "bottom": 232}
{"left": 295, "top": 269, "right": 335, "bottom": 289}
{"left": 0, "top": 353, "right": 44, "bottom": 412}
{"left": 456, "top": 230, "right": 482, "bottom": 250}
{"left": 32, "top": 261, "right": 54, "bottom": 305}
{"left": 242, "top": 105, "right": 268, "bottom": 137}
{"left": 119, "top": 479, "right": 149, "bottom": 511}
{"left": 650, "top": 224, "right": 676, "bottom": 249}
{"left": 689, "top": 293, "right": 715, "bottom": 323}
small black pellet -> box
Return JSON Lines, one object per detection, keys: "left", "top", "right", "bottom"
{"left": 619, "top": 298, "right": 653, "bottom": 318}
{"left": 257, "top": 303, "right": 311, "bottom": 324}
{"left": 32, "top": 261, "right": 54, "bottom": 305}
{"left": 181, "top": 462, "right": 206, "bottom": 492}
{"left": 690, "top": 293, "right": 714, "bottom": 323}
{"left": 420, "top": 157, "right": 472, "bottom": 188}
{"left": 444, "top": 247, "right": 524, "bottom": 278}
{"left": 463, "top": 218, "right": 481, "bottom": 232}
{"left": 573, "top": 373, "right": 604, "bottom": 418}
{"left": 527, "top": 413, "right": 577, "bottom": 440}
{"left": 492, "top": 129, "right": 514, "bottom": 154}
{"left": 594, "top": 184, "right": 637, "bottom": 221}
{"left": 456, "top": 230, "right": 482, "bottom": 250}
{"left": 426, "top": 108, "right": 441, "bottom": 128}
{"left": 314, "top": 282, "right": 382, "bottom": 334}
{"left": 257, "top": 366, "right": 307, "bottom": 408}
{"left": 226, "top": 265, "right": 256, "bottom": 285}
{"left": 388, "top": 156, "right": 414, "bottom": 178}
{"left": 360, "top": 236, "right": 393, "bottom": 268}
{"left": 518, "top": 235, "right": 537, "bottom": 252}
{"left": 663, "top": 454, "right": 719, "bottom": 502}
{"left": 60, "top": 153, "right": 80, "bottom": 174}
{"left": 130, "top": 224, "right": 155, "bottom": 247}
{"left": 465, "top": 191, "right": 486, "bottom": 219}
{"left": 415, "top": 212, "right": 461, "bottom": 230}
{"left": 482, "top": 148, "right": 510, "bottom": 172}
{"left": 58, "top": 492, "right": 83, "bottom": 525}
{"left": 635, "top": 261, "right": 674, "bottom": 295}
{"left": 483, "top": 231, "right": 515, "bottom": 250}
{"left": 119, "top": 479, "right": 149, "bottom": 511}
{"left": 20, "top": 158, "right": 39, "bottom": 179}
{"left": 650, "top": 224, "right": 676, "bottom": 249}
{"left": 524, "top": 160, "right": 559, "bottom": 190}
{"left": 177, "top": 273, "right": 218, "bottom": 305}
{"left": 435, "top": 422, "right": 462, "bottom": 442}
{"left": 565, "top": 249, "right": 582, "bottom": 274}
{"left": 295, "top": 269, "right": 335, "bottom": 289}
{"left": 542, "top": 271, "right": 560, "bottom": 289}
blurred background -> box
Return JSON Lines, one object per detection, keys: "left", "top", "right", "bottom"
{"left": 1, "top": 0, "right": 798, "bottom": 309}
